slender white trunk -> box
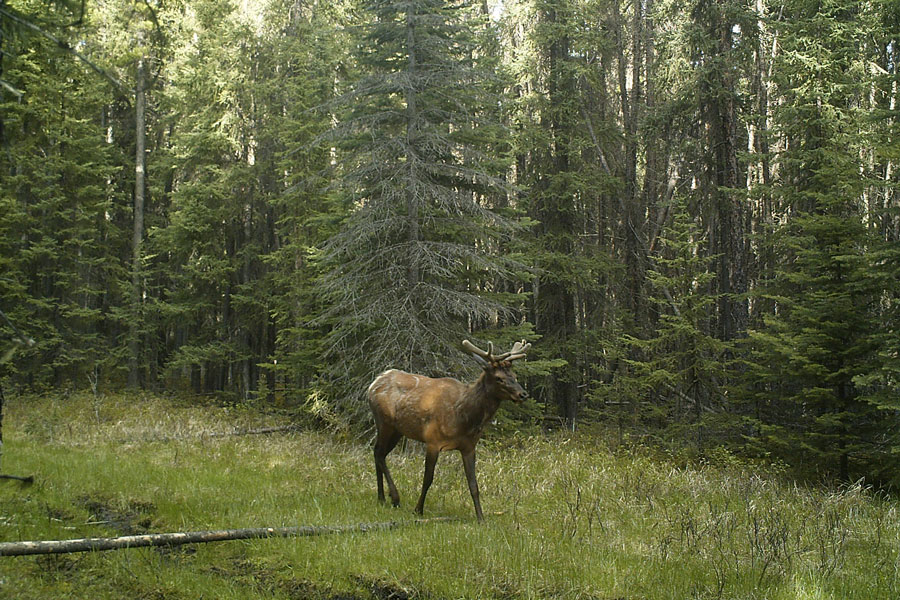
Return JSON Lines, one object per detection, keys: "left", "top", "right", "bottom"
{"left": 128, "top": 56, "right": 147, "bottom": 388}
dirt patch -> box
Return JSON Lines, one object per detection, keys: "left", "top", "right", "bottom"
{"left": 283, "top": 578, "right": 422, "bottom": 600}
{"left": 80, "top": 497, "right": 155, "bottom": 536}
{"left": 205, "top": 561, "right": 426, "bottom": 600}
{"left": 281, "top": 579, "right": 346, "bottom": 599}
{"left": 366, "top": 580, "right": 418, "bottom": 600}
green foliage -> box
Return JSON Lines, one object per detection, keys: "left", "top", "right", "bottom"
{"left": 140, "top": 0, "right": 348, "bottom": 398}
{"left": 503, "top": 0, "right": 621, "bottom": 424}
{"left": 262, "top": 0, "right": 351, "bottom": 402}
{"left": 3, "top": 0, "right": 900, "bottom": 487}
{"left": 0, "top": 7, "right": 129, "bottom": 387}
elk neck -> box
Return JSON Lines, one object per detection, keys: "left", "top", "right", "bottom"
{"left": 456, "top": 370, "right": 502, "bottom": 435}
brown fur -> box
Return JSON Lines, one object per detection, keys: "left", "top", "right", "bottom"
{"left": 367, "top": 342, "right": 529, "bottom": 521}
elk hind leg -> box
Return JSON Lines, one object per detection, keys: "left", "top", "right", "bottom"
{"left": 374, "top": 429, "right": 402, "bottom": 507}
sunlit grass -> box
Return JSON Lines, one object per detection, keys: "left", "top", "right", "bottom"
{"left": 1, "top": 391, "right": 898, "bottom": 599}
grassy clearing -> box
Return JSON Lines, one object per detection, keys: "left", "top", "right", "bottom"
{"left": 1, "top": 391, "right": 898, "bottom": 599}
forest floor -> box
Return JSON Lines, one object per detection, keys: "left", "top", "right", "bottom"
{"left": 0, "top": 391, "right": 898, "bottom": 599}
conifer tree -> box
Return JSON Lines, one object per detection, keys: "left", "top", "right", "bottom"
{"left": 262, "top": 0, "right": 350, "bottom": 402}
{"left": 319, "top": 0, "right": 521, "bottom": 413}
{"left": 620, "top": 200, "right": 727, "bottom": 450}
{"left": 500, "top": 0, "right": 620, "bottom": 428}
{"left": 852, "top": 0, "right": 900, "bottom": 484}
{"left": 151, "top": 0, "right": 276, "bottom": 396}
{"left": 527, "top": 0, "right": 582, "bottom": 427}
{"left": 687, "top": 0, "right": 752, "bottom": 341}
{"left": 0, "top": 2, "right": 127, "bottom": 385}
{"left": 740, "top": 0, "right": 882, "bottom": 480}
{"left": 855, "top": 236, "right": 900, "bottom": 483}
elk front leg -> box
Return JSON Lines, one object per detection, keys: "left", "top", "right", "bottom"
{"left": 415, "top": 446, "right": 440, "bottom": 516}
{"left": 461, "top": 449, "right": 484, "bottom": 521}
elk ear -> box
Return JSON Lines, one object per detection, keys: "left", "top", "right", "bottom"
{"left": 462, "top": 339, "right": 492, "bottom": 370}
{"left": 470, "top": 353, "right": 490, "bottom": 369}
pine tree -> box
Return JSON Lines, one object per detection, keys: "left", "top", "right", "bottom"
{"left": 740, "top": 0, "right": 883, "bottom": 480}
{"left": 150, "top": 0, "right": 268, "bottom": 396}
{"left": 855, "top": 236, "right": 900, "bottom": 484}
{"left": 526, "top": 0, "right": 583, "bottom": 427}
{"left": 687, "top": 0, "right": 752, "bottom": 341}
{"left": 0, "top": 1, "right": 127, "bottom": 386}
{"left": 319, "top": 0, "right": 522, "bottom": 415}
{"left": 619, "top": 200, "right": 727, "bottom": 451}
{"left": 851, "top": 0, "right": 900, "bottom": 485}
{"left": 500, "top": 0, "right": 621, "bottom": 428}
{"left": 262, "top": 0, "right": 351, "bottom": 403}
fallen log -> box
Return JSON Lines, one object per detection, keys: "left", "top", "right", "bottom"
{"left": 133, "top": 424, "right": 300, "bottom": 444}
{"left": 0, "top": 517, "right": 458, "bottom": 557}
{"left": 200, "top": 424, "right": 300, "bottom": 439}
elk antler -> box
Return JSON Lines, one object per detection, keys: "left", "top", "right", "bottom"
{"left": 496, "top": 340, "right": 531, "bottom": 362}
{"left": 462, "top": 339, "right": 493, "bottom": 366}
{"left": 462, "top": 339, "right": 530, "bottom": 364}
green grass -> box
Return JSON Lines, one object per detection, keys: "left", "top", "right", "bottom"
{"left": 1, "top": 391, "right": 898, "bottom": 599}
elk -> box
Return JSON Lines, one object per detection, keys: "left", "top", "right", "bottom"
{"left": 367, "top": 339, "right": 530, "bottom": 521}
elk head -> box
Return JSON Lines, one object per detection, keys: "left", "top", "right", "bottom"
{"left": 462, "top": 339, "right": 530, "bottom": 404}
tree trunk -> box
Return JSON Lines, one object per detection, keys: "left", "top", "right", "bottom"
{"left": 535, "top": 3, "right": 580, "bottom": 428}
{"left": 406, "top": 7, "right": 420, "bottom": 290}
{"left": 615, "top": 0, "right": 646, "bottom": 330}
{"left": 128, "top": 56, "right": 147, "bottom": 388}
{"left": 701, "top": 1, "right": 748, "bottom": 341}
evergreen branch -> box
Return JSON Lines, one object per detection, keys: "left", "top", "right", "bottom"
{"left": 0, "top": 6, "right": 131, "bottom": 103}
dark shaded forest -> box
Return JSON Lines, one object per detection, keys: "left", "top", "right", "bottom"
{"left": 2, "top": 0, "right": 899, "bottom": 485}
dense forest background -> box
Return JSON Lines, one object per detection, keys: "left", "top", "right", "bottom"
{"left": 2, "top": 0, "right": 899, "bottom": 485}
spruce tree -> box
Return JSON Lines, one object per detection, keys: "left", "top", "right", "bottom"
{"left": 526, "top": 0, "right": 583, "bottom": 427}
{"left": 740, "top": 0, "right": 882, "bottom": 480}
{"left": 856, "top": 236, "right": 900, "bottom": 484}
{"left": 151, "top": 0, "right": 272, "bottom": 396}
{"left": 262, "top": 0, "right": 350, "bottom": 402}
{"left": 500, "top": 0, "right": 620, "bottom": 428}
{"left": 852, "top": 0, "right": 900, "bottom": 485}
{"left": 319, "top": 0, "right": 521, "bottom": 414}
{"left": 620, "top": 200, "right": 727, "bottom": 450}
{"left": 0, "top": 3, "right": 127, "bottom": 386}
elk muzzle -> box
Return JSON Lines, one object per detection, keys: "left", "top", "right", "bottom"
{"left": 511, "top": 383, "right": 528, "bottom": 403}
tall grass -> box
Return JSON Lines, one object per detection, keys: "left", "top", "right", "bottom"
{"left": 1, "top": 391, "right": 898, "bottom": 599}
